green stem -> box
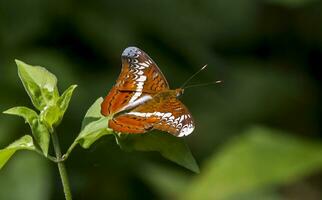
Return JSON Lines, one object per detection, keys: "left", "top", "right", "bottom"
{"left": 51, "top": 132, "right": 73, "bottom": 200}
{"left": 61, "top": 140, "right": 77, "bottom": 161}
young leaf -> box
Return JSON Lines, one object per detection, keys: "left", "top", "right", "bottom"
{"left": 3, "top": 106, "right": 50, "bottom": 156}
{"left": 3, "top": 106, "right": 38, "bottom": 125}
{"left": 115, "top": 132, "right": 200, "bottom": 173}
{"left": 39, "top": 85, "right": 77, "bottom": 130}
{"left": 31, "top": 119, "right": 50, "bottom": 156}
{"left": 39, "top": 105, "right": 61, "bottom": 132}
{"left": 57, "top": 84, "right": 77, "bottom": 119}
{"left": 184, "top": 127, "right": 322, "bottom": 200}
{"left": 0, "top": 135, "right": 35, "bottom": 170}
{"left": 15, "top": 60, "right": 59, "bottom": 111}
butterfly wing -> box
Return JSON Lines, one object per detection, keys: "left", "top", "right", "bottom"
{"left": 109, "top": 93, "right": 195, "bottom": 137}
{"left": 101, "top": 47, "right": 170, "bottom": 116}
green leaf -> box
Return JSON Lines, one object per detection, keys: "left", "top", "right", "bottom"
{"left": 184, "top": 127, "right": 322, "bottom": 200}
{"left": 77, "top": 117, "right": 113, "bottom": 149}
{"left": 115, "top": 132, "right": 200, "bottom": 173}
{"left": 78, "top": 97, "right": 110, "bottom": 148}
{"left": 39, "top": 105, "right": 61, "bottom": 132}
{"left": 66, "top": 98, "right": 109, "bottom": 155}
{"left": 57, "top": 84, "right": 77, "bottom": 118}
{"left": 81, "top": 97, "right": 104, "bottom": 129}
{"left": 0, "top": 135, "right": 35, "bottom": 170}
{"left": 139, "top": 163, "right": 191, "bottom": 199}
{"left": 31, "top": 119, "right": 50, "bottom": 156}
{"left": 15, "top": 59, "right": 59, "bottom": 111}
{"left": 3, "top": 106, "right": 50, "bottom": 156}
{"left": 3, "top": 106, "right": 38, "bottom": 125}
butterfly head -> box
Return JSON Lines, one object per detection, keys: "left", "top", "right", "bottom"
{"left": 175, "top": 88, "right": 184, "bottom": 97}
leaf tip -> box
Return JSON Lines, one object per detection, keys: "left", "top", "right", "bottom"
{"left": 14, "top": 59, "right": 22, "bottom": 63}
{"left": 192, "top": 165, "right": 200, "bottom": 174}
{"left": 2, "top": 108, "right": 13, "bottom": 115}
{"left": 14, "top": 59, "right": 25, "bottom": 67}
{"left": 69, "top": 84, "right": 78, "bottom": 92}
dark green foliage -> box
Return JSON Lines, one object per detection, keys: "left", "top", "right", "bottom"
{"left": 0, "top": 0, "right": 322, "bottom": 199}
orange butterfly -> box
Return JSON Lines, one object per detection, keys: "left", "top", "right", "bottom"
{"left": 101, "top": 47, "right": 194, "bottom": 137}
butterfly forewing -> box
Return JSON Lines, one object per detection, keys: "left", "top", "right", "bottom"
{"left": 117, "top": 47, "right": 169, "bottom": 92}
{"left": 109, "top": 92, "right": 195, "bottom": 137}
{"left": 101, "top": 47, "right": 169, "bottom": 116}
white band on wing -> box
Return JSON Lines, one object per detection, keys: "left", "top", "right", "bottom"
{"left": 120, "top": 95, "right": 152, "bottom": 112}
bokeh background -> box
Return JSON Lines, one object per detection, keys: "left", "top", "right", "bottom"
{"left": 0, "top": 0, "right": 322, "bottom": 200}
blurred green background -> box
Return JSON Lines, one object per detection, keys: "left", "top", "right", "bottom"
{"left": 1, "top": 0, "right": 322, "bottom": 200}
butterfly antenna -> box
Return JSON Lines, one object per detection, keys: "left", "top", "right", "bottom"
{"left": 184, "top": 80, "right": 223, "bottom": 89}
{"left": 180, "top": 64, "right": 208, "bottom": 88}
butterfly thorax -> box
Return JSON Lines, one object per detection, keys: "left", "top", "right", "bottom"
{"left": 152, "top": 88, "right": 184, "bottom": 101}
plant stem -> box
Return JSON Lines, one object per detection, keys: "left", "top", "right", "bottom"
{"left": 61, "top": 141, "right": 78, "bottom": 161}
{"left": 51, "top": 131, "right": 73, "bottom": 200}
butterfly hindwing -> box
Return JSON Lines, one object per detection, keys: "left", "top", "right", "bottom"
{"left": 109, "top": 92, "right": 195, "bottom": 137}
{"left": 101, "top": 47, "right": 169, "bottom": 116}
{"left": 101, "top": 87, "right": 133, "bottom": 116}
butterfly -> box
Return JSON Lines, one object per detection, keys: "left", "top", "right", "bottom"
{"left": 101, "top": 47, "right": 194, "bottom": 137}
